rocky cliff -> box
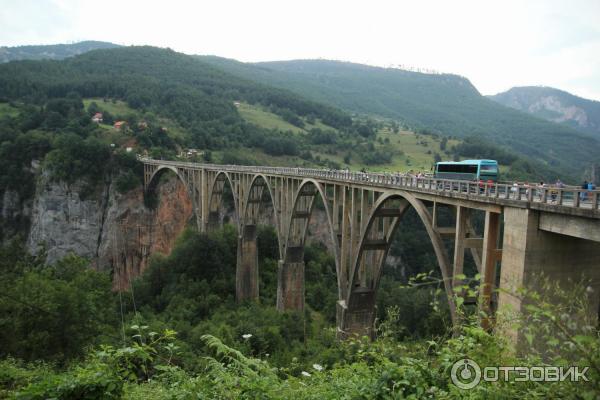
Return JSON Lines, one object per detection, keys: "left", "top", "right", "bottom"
{"left": 27, "top": 172, "right": 193, "bottom": 290}
{"left": 489, "top": 86, "right": 600, "bottom": 135}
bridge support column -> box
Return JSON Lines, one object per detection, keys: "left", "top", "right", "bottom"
{"left": 336, "top": 288, "right": 376, "bottom": 339}
{"left": 236, "top": 224, "right": 259, "bottom": 302}
{"left": 497, "top": 207, "right": 600, "bottom": 348}
{"left": 206, "top": 211, "right": 220, "bottom": 232}
{"left": 276, "top": 246, "right": 305, "bottom": 312}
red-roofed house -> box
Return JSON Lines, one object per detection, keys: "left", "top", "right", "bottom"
{"left": 114, "top": 121, "right": 127, "bottom": 130}
{"left": 91, "top": 112, "right": 103, "bottom": 123}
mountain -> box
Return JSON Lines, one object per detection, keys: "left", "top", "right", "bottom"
{"left": 198, "top": 57, "right": 600, "bottom": 177}
{"left": 0, "top": 41, "right": 120, "bottom": 63}
{"left": 0, "top": 46, "right": 351, "bottom": 143}
{"left": 489, "top": 86, "right": 600, "bottom": 135}
{"left": 0, "top": 46, "right": 370, "bottom": 206}
{"left": 0, "top": 45, "right": 592, "bottom": 181}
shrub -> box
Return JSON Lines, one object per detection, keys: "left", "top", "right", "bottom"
{"left": 14, "top": 361, "right": 123, "bottom": 400}
{"left": 115, "top": 170, "right": 141, "bottom": 193}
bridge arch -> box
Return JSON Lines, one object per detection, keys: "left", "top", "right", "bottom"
{"left": 206, "top": 171, "right": 240, "bottom": 231}
{"left": 278, "top": 179, "right": 342, "bottom": 310}
{"left": 242, "top": 174, "right": 283, "bottom": 259}
{"left": 145, "top": 165, "right": 199, "bottom": 227}
{"left": 341, "top": 191, "right": 456, "bottom": 337}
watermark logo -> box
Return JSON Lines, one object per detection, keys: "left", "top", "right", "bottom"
{"left": 450, "top": 358, "right": 590, "bottom": 389}
{"left": 450, "top": 358, "right": 481, "bottom": 389}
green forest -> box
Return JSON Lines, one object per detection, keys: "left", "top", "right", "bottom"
{"left": 1, "top": 222, "right": 599, "bottom": 398}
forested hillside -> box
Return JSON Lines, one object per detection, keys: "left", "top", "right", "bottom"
{"left": 490, "top": 86, "right": 600, "bottom": 135}
{"left": 0, "top": 46, "right": 354, "bottom": 223}
{"left": 0, "top": 46, "right": 351, "bottom": 146}
{"left": 2, "top": 224, "right": 598, "bottom": 398}
{"left": 0, "top": 40, "right": 120, "bottom": 63}
{"left": 1, "top": 42, "right": 595, "bottom": 181}
{"left": 199, "top": 57, "right": 600, "bottom": 178}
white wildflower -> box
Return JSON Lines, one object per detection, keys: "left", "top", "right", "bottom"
{"left": 312, "top": 363, "right": 323, "bottom": 371}
{"left": 242, "top": 334, "right": 252, "bottom": 340}
{"left": 301, "top": 371, "right": 311, "bottom": 377}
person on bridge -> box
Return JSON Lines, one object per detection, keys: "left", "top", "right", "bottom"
{"left": 486, "top": 179, "right": 494, "bottom": 194}
{"left": 478, "top": 179, "right": 486, "bottom": 194}
{"left": 537, "top": 181, "right": 546, "bottom": 201}
{"left": 550, "top": 179, "right": 563, "bottom": 203}
{"left": 581, "top": 181, "right": 589, "bottom": 202}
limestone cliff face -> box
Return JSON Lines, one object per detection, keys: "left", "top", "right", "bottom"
{"left": 27, "top": 173, "right": 193, "bottom": 289}
{"left": 98, "top": 178, "right": 193, "bottom": 290}
{"left": 489, "top": 86, "right": 600, "bottom": 135}
{"left": 27, "top": 172, "right": 109, "bottom": 263}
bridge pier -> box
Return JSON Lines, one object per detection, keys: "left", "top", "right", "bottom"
{"left": 206, "top": 211, "right": 220, "bottom": 232}
{"left": 497, "top": 208, "right": 600, "bottom": 347}
{"left": 276, "top": 246, "right": 305, "bottom": 312}
{"left": 336, "top": 288, "right": 377, "bottom": 339}
{"left": 236, "top": 224, "right": 259, "bottom": 302}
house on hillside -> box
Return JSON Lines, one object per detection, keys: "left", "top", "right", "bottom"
{"left": 179, "top": 148, "right": 204, "bottom": 158}
{"left": 113, "top": 121, "right": 127, "bottom": 130}
{"left": 91, "top": 112, "right": 103, "bottom": 123}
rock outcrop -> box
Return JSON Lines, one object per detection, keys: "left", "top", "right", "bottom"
{"left": 27, "top": 172, "right": 108, "bottom": 263}
{"left": 27, "top": 172, "right": 193, "bottom": 289}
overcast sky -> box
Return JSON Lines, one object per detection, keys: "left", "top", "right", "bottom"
{"left": 2, "top": 0, "right": 600, "bottom": 100}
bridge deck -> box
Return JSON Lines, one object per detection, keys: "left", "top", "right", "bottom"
{"left": 141, "top": 158, "right": 600, "bottom": 219}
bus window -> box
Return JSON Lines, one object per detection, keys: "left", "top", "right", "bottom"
{"left": 480, "top": 165, "right": 498, "bottom": 173}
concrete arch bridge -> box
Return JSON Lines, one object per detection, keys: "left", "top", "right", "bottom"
{"left": 141, "top": 158, "right": 600, "bottom": 339}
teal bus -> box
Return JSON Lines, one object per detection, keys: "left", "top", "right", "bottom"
{"left": 434, "top": 159, "right": 499, "bottom": 182}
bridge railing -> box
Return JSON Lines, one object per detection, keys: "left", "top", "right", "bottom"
{"left": 140, "top": 157, "right": 599, "bottom": 211}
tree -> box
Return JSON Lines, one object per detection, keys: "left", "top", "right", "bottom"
{"left": 440, "top": 136, "right": 448, "bottom": 151}
{"left": 0, "top": 253, "right": 117, "bottom": 362}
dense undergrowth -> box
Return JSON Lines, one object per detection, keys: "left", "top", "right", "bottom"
{"left": 1, "top": 223, "right": 599, "bottom": 398}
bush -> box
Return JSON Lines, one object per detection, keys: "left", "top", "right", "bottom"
{"left": 262, "top": 136, "right": 299, "bottom": 156}
{"left": 0, "top": 253, "right": 117, "bottom": 362}
{"left": 45, "top": 134, "right": 111, "bottom": 184}
{"left": 115, "top": 170, "right": 142, "bottom": 193}
{"left": 15, "top": 361, "right": 123, "bottom": 400}
{"left": 362, "top": 148, "right": 392, "bottom": 165}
